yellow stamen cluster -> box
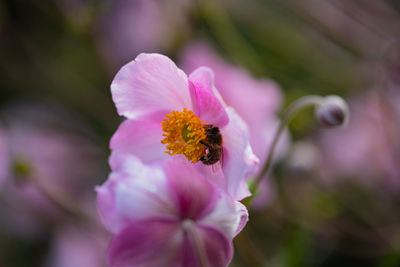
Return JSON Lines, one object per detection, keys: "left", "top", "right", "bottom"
{"left": 161, "top": 108, "right": 206, "bottom": 163}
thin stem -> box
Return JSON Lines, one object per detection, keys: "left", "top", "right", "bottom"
{"left": 26, "top": 174, "right": 99, "bottom": 227}
{"left": 250, "top": 95, "right": 325, "bottom": 197}
{"left": 234, "top": 228, "right": 263, "bottom": 267}
{"left": 26, "top": 174, "right": 112, "bottom": 243}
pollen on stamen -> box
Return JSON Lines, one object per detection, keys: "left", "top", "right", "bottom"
{"left": 161, "top": 108, "right": 206, "bottom": 163}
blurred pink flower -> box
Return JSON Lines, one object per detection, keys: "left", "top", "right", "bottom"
{"left": 45, "top": 224, "right": 108, "bottom": 267}
{"left": 96, "top": 154, "right": 248, "bottom": 267}
{"left": 98, "top": 0, "right": 162, "bottom": 69}
{"left": 110, "top": 53, "right": 258, "bottom": 200}
{"left": 318, "top": 91, "right": 400, "bottom": 188}
{"left": 0, "top": 126, "right": 7, "bottom": 188}
{"left": 0, "top": 103, "right": 105, "bottom": 237}
{"left": 97, "top": 0, "right": 193, "bottom": 72}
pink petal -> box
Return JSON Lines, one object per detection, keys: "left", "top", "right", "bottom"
{"left": 111, "top": 53, "right": 192, "bottom": 120}
{"left": 108, "top": 219, "right": 182, "bottom": 267}
{"left": 188, "top": 67, "right": 229, "bottom": 127}
{"left": 199, "top": 192, "right": 248, "bottom": 238}
{"left": 164, "top": 158, "right": 218, "bottom": 220}
{"left": 232, "top": 201, "right": 249, "bottom": 236}
{"left": 108, "top": 219, "right": 233, "bottom": 267}
{"left": 182, "top": 224, "right": 233, "bottom": 267}
{"left": 96, "top": 155, "right": 175, "bottom": 233}
{"left": 110, "top": 119, "right": 167, "bottom": 164}
{"left": 221, "top": 107, "right": 259, "bottom": 200}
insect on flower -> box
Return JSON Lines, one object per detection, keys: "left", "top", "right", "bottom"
{"left": 200, "top": 124, "right": 223, "bottom": 168}
{"left": 110, "top": 53, "right": 259, "bottom": 200}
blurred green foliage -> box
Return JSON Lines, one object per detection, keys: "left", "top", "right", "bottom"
{"left": 1, "top": 0, "right": 400, "bottom": 266}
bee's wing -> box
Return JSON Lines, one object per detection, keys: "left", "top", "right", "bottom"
{"left": 212, "top": 147, "right": 224, "bottom": 173}
{"left": 220, "top": 147, "right": 224, "bottom": 169}
{"left": 212, "top": 163, "right": 220, "bottom": 173}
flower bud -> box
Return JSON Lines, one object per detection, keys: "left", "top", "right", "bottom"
{"left": 12, "top": 158, "right": 33, "bottom": 182}
{"left": 315, "top": 95, "right": 349, "bottom": 127}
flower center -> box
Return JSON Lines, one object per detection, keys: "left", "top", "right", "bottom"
{"left": 161, "top": 108, "right": 206, "bottom": 163}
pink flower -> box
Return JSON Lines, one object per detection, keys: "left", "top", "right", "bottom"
{"left": 110, "top": 53, "right": 258, "bottom": 200}
{"left": 96, "top": 154, "right": 248, "bottom": 267}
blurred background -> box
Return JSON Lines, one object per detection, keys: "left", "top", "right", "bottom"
{"left": 0, "top": 0, "right": 400, "bottom": 266}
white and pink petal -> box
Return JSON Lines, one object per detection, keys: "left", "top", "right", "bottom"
{"left": 107, "top": 219, "right": 182, "bottom": 267}
{"left": 108, "top": 218, "right": 233, "bottom": 267}
{"left": 110, "top": 119, "right": 167, "bottom": 165}
{"left": 220, "top": 107, "right": 259, "bottom": 200}
{"left": 199, "top": 192, "right": 248, "bottom": 238}
{"left": 96, "top": 155, "right": 175, "bottom": 233}
{"left": 182, "top": 222, "right": 233, "bottom": 267}
{"left": 111, "top": 53, "right": 192, "bottom": 121}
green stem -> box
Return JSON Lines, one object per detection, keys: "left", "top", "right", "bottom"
{"left": 249, "top": 95, "right": 325, "bottom": 201}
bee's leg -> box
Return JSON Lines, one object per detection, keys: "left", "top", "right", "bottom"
{"left": 200, "top": 141, "right": 211, "bottom": 162}
{"left": 200, "top": 140, "right": 211, "bottom": 148}
{"left": 200, "top": 154, "right": 210, "bottom": 161}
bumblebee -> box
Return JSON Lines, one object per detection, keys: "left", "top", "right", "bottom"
{"left": 200, "top": 124, "right": 223, "bottom": 165}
